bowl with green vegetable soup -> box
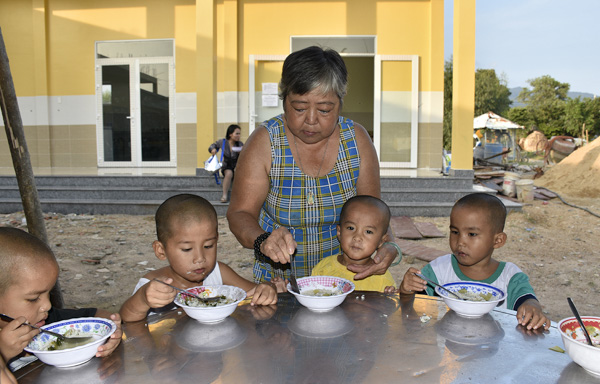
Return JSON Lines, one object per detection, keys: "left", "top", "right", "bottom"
{"left": 435, "top": 281, "right": 505, "bottom": 318}
{"left": 175, "top": 285, "right": 247, "bottom": 324}
{"left": 287, "top": 276, "right": 355, "bottom": 312}
{"left": 24, "top": 317, "right": 116, "bottom": 367}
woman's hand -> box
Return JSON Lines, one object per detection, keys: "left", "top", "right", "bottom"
{"left": 210, "top": 148, "right": 217, "bottom": 155}
{"left": 260, "top": 227, "right": 297, "bottom": 264}
{"left": 346, "top": 242, "right": 398, "bottom": 280}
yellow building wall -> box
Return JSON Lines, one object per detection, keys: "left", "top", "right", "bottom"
{"left": 1, "top": 0, "right": 38, "bottom": 96}
{"left": 238, "top": 0, "right": 441, "bottom": 93}
{"left": 1, "top": 0, "right": 449, "bottom": 172}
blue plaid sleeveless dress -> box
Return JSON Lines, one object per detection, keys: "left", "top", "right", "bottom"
{"left": 254, "top": 114, "right": 361, "bottom": 282}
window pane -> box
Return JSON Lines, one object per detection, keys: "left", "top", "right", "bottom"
{"left": 102, "top": 65, "right": 131, "bottom": 162}
{"left": 97, "top": 40, "right": 173, "bottom": 59}
{"left": 140, "top": 63, "right": 170, "bottom": 162}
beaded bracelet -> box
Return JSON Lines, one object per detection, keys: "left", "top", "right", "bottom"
{"left": 383, "top": 241, "right": 403, "bottom": 266}
{"left": 254, "top": 232, "right": 272, "bottom": 259}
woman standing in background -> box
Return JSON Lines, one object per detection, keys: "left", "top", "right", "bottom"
{"left": 209, "top": 124, "right": 244, "bottom": 202}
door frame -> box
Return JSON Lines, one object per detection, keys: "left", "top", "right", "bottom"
{"left": 248, "top": 52, "right": 420, "bottom": 169}
{"left": 248, "top": 55, "right": 287, "bottom": 134}
{"left": 374, "top": 55, "right": 419, "bottom": 168}
{"left": 95, "top": 56, "right": 176, "bottom": 167}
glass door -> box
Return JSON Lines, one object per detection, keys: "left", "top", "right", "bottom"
{"left": 100, "top": 64, "right": 132, "bottom": 163}
{"left": 139, "top": 63, "right": 171, "bottom": 163}
{"left": 96, "top": 40, "right": 175, "bottom": 167}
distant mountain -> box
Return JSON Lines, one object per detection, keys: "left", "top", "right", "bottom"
{"left": 509, "top": 87, "right": 596, "bottom": 108}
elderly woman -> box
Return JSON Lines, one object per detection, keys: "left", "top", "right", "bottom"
{"left": 227, "top": 46, "right": 400, "bottom": 282}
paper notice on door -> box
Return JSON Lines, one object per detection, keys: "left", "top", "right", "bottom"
{"left": 262, "top": 94, "right": 279, "bottom": 107}
{"left": 262, "top": 82, "right": 278, "bottom": 95}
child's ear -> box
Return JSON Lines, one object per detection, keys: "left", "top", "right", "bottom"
{"left": 153, "top": 240, "right": 168, "bottom": 260}
{"left": 336, "top": 225, "right": 341, "bottom": 241}
{"left": 379, "top": 233, "right": 391, "bottom": 248}
{"left": 493, "top": 232, "right": 507, "bottom": 249}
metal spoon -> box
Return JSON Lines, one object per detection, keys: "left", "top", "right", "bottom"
{"left": 413, "top": 273, "right": 467, "bottom": 301}
{"left": 567, "top": 297, "right": 594, "bottom": 346}
{"left": 152, "top": 279, "right": 221, "bottom": 303}
{"left": 0, "top": 314, "right": 92, "bottom": 342}
{"left": 289, "top": 254, "right": 300, "bottom": 294}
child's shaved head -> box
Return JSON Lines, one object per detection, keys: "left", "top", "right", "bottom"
{"left": 340, "top": 195, "right": 391, "bottom": 229}
{"left": 0, "top": 227, "right": 58, "bottom": 295}
{"left": 452, "top": 193, "right": 507, "bottom": 233}
{"left": 155, "top": 194, "right": 218, "bottom": 243}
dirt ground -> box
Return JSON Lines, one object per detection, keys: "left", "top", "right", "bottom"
{"left": 2, "top": 194, "right": 598, "bottom": 324}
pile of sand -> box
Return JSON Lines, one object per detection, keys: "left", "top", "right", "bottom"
{"left": 519, "top": 130, "right": 548, "bottom": 152}
{"left": 536, "top": 136, "right": 600, "bottom": 198}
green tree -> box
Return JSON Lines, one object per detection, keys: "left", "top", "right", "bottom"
{"left": 443, "top": 59, "right": 453, "bottom": 150}
{"left": 517, "top": 75, "right": 569, "bottom": 136}
{"left": 585, "top": 97, "right": 600, "bottom": 137}
{"left": 563, "top": 97, "right": 592, "bottom": 136}
{"left": 506, "top": 107, "right": 534, "bottom": 130}
{"left": 474, "top": 69, "right": 511, "bottom": 116}
{"left": 443, "top": 61, "right": 513, "bottom": 150}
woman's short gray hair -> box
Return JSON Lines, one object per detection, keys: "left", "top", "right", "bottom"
{"left": 279, "top": 46, "right": 348, "bottom": 106}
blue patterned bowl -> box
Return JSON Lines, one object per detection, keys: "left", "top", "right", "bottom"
{"left": 435, "top": 282, "right": 505, "bottom": 318}
{"left": 24, "top": 317, "right": 116, "bottom": 367}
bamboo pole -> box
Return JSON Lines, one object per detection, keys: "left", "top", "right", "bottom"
{"left": 0, "top": 27, "right": 63, "bottom": 308}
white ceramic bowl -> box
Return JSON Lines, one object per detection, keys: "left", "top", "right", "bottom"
{"left": 287, "top": 276, "right": 355, "bottom": 312}
{"left": 175, "top": 285, "right": 246, "bottom": 324}
{"left": 558, "top": 316, "right": 600, "bottom": 377}
{"left": 435, "top": 281, "right": 505, "bottom": 318}
{"left": 24, "top": 317, "right": 117, "bottom": 368}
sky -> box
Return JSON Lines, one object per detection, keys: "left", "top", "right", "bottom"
{"left": 445, "top": 0, "right": 600, "bottom": 96}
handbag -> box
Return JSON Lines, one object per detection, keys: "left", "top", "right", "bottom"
{"left": 204, "top": 154, "right": 222, "bottom": 173}
{"left": 205, "top": 139, "right": 225, "bottom": 185}
{"left": 204, "top": 139, "right": 226, "bottom": 173}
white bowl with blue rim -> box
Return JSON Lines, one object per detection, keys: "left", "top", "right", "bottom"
{"left": 435, "top": 281, "right": 505, "bottom": 318}
{"left": 24, "top": 317, "right": 117, "bottom": 368}
{"left": 174, "top": 285, "right": 247, "bottom": 324}
{"left": 287, "top": 276, "right": 355, "bottom": 312}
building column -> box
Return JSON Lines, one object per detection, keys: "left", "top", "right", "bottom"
{"left": 196, "top": 0, "right": 217, "bottom": 169}
{"left": 451, "top": 0, "right": 476, "bottom": 176}
{"left": 32, "top": 0, "right": 51, "bottom": 167}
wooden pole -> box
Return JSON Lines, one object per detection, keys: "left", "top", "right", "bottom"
{"left": 0, "top": 27, "right": 64, "bottom": 308}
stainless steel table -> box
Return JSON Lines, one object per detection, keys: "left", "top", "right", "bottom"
{"left": 15, "top": 293, "right": 595, "bottom": 383}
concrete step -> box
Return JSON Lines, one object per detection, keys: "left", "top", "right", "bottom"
{"left": 380, "top": 176, "right": 474, "bottom": 190}
{"left": 0, "top": 174, "right": 520, "bottom": 217}
{"left": 0, "top": 174, "right": 220, "bottom": 188}
{"left": 0, "top": 198, "right": 230, "bottom": 216}
{"left": 0, "top": 185, "right": 224, "bottom": 202}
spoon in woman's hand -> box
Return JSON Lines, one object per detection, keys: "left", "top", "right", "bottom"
{"left": 567, "top": 297, "right": 594, "bottom": 346}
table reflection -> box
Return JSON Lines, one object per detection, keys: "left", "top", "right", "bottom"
{"left": 15, "top": 293, "right": 599, "bottom": 384}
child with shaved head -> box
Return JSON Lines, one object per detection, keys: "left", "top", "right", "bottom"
{"left": 0, "top": 227, "right": 122, "bottom": 370}
{"left": 399, "top": 193, "right": 550, "bottom": 331}
{"left": 120, "top": 194, "right": 279, "bottom": 322}
{"left": 311, "top": 195, "right": 398, "bottom": 292}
